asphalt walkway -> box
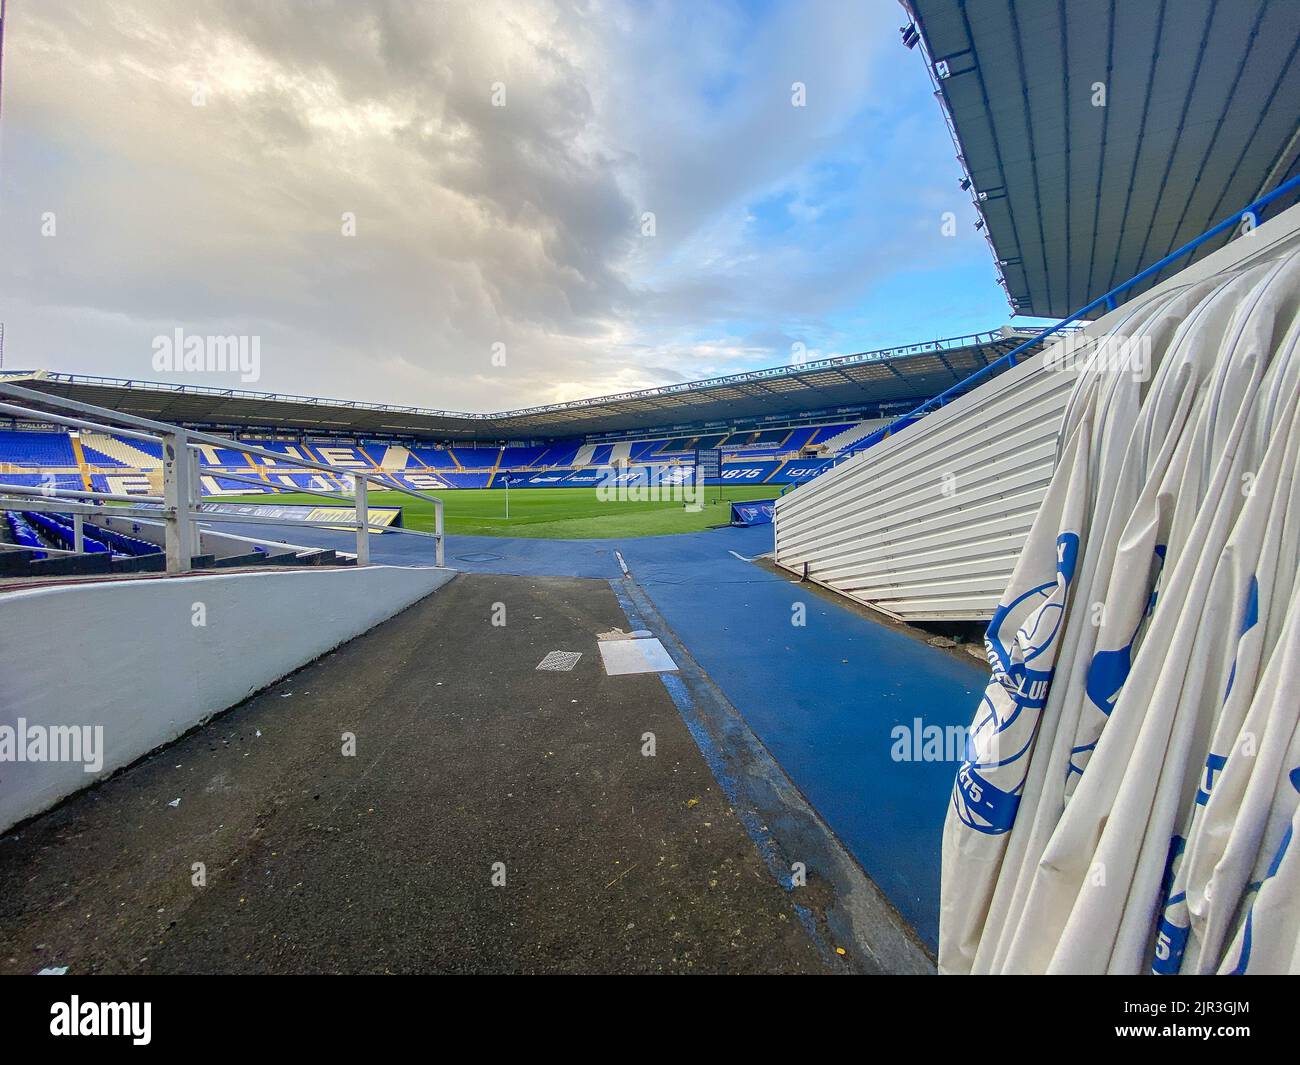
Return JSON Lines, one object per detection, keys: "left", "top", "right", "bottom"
{"left": 204, "top": 518, "right": 984, "bottom": 949}
{"left": 0, "top": 574, "right": 836, "bottom": 974}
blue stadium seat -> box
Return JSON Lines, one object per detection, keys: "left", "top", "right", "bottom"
{"left": 209, "top": 476, "right": 270, "bottom": 492}
{"left": 4, "top": 415, "right": 882, "bottom": 503}
{"left": 85, "top": 522, "right": 162, "bottom": 556}
{"left": 409, "top": 447, "right": 459, "bottom": 468}
{"left": 0, "top": 430, "right": 77, "bottom": 466}
{"left": 22, "top": 511, "right": 111, "bottom": 553}
{"left": 810, "top": 422, "right": 853, "bottom": 442}
{"left": 539, "top": 441, "right": 581, "bottom": 466}
{"left": 781, "top": 427, "right": 818, "bottom": 451}
{"left": 0, "top": 473, "right": 85, "bottom": 491}
{"left": 498, "top": 446, "right": 545, "bottom": 467}
{"left": 628, "top": 441, "right": 664, "bottom": 461}
{"left": 441, "top": 472, "right": 492, "bottom": 488}
{"left": 207, "top": 448, "right": 253, "bottom": 466}
{"left": 451, "top": 448, "right": 499, "bottom": 470}
{"left": 6, "top": 512, "right": 48, "bottom": 559}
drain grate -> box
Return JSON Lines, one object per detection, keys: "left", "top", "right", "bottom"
{"left": 536, "top": 650, "right": 582, "bottom": 672}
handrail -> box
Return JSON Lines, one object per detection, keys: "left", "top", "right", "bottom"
{"left": 0, "top": 400, "right": 163, "bottom": 444}
{"left": 208, "top": 469, "right": 359, "bottom": 502}
{"left": 835, "top": 172, "right": 1300, "bottom": 462}
{"left": 0, "top": 539, "right": 84, "bottom": 557}
{"left": 0, "top": 382, "right": 446, "bottom": 570}
{"left": 0, "top": 481, "right": 164, "bottom": 504}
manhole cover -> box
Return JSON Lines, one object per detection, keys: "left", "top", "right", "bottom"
{"left": 454, "top": 552, "right": 505, "bottom": 563}
{"left": 536, "top": 650, "right": 582, "bottom": 672}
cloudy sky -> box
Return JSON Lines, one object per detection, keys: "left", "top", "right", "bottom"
{"left": 0, "top": 0, "right": 1027, "bottom": 412}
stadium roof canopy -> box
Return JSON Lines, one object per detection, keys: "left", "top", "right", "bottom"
{"left": 1, "top": 328, "right": 1046, "bottom": 441}
{"left": 906, "top": 0, "right": 1300, "bottom": 319}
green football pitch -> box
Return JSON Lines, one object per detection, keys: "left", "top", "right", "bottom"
{"left": 217, "top": 485, "right": 782, "bottom": 539}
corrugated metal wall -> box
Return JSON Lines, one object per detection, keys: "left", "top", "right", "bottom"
{"left": 773, "top": 351, "right": 1078, "bottom": 621}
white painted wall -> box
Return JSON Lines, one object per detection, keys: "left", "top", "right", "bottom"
{"left": 0, "top": 564, "right": 455, "bottom": 831}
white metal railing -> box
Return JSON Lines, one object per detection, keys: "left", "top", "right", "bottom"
{"left": 0, "top": 380, "right": 445, "bottom": 573}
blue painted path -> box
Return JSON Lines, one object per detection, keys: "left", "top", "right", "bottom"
{"left": 618, "top": 529, "right": 983, "bottom": 949}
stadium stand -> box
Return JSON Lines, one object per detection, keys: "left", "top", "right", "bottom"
{"left": 86, "top": 521, "right": 163, "bottom": 556}
{"left": 375, "top": 444, "right": 412, "bottom": 470}
{"left": 409, "top": 447, "right": 459, "bottom": 469}
{"left": 808, "top": 422, "right": 852, "bottom": 442}
{"left": 22, "top": 511, "right": 110, "bottom": 554}
{"left": 439, "top": 472, "right": 493, "bottom": 489}
{"left": 0, "top": 325, "right": 1062, "bottom": 502}
{"left": 201, "top": 474, "right": 267, "bottom": 494}
{"left": 0, "top": 473, "right": 85, "bottom": 490}
{"left": 497, "top": 446, "right": 545, "bottom": 467}
{"left": 388, "top": 472, "right": 451, "bottom": 492}
{"left": 79, "top": 431, "right": 163, "bottom": 468}
{"left": 814, "top": 418, "right": 892, "bottom": 454}
{"left": 0, "top": 405, "right": 969, "bottom": 498}
{"left": 539, "top": 441, "right": 582, "bottom": 466}
{"left": 776, "top": 350, "right": 1075, "bottom": 620}
{"left": 0, "top": 429, "right": 77, "bottom": 466}
{"left": 308, "top": 444, "right": 371, "bottom": 468}
{"left": 772, "top": 427, "right": 816, "bottom": 451}
{"left": 451, "top": 447, "right": 501, "bottom": 469}
{"left": 772, "top": 457, "right": 837, "bottom": 483}
{"left": 657, "top": 435, "right": 723, "bottom": 454}
{"left": 623, "top": 441, "right": 656, "bottom": 461}
{"left": 193, "top": 443, "right": 255, "bottom": 466}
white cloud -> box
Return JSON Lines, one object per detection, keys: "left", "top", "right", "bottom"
{"left": 0, "top": 0, "right": 990, "bottom": 413}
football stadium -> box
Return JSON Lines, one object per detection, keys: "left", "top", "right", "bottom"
{"left": 2, "top": 0, "right": 1300, "bottom": 1007}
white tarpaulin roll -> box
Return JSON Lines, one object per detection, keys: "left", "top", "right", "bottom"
{"left": 939, "top": 245, "right": 1300, "bottom": 975}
